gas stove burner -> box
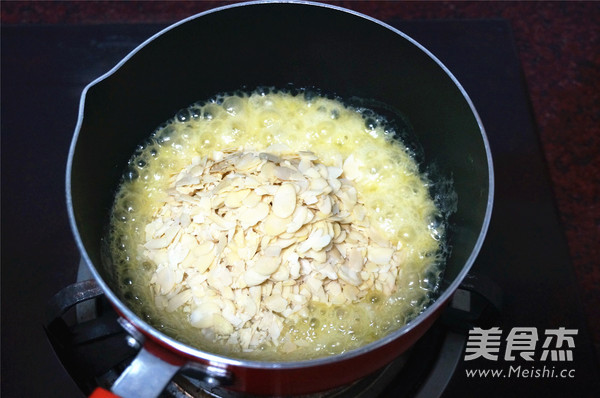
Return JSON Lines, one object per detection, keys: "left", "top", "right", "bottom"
{"left": 166, "top": 342, "right": 416, "bottom": 398}
{"left": 165, "top": 351, "right": 409, "bottom": 398}
{"left": 44, "top": 259, "right": 500, "bottom": 398}
{"left": 88, "top": 338, "right": 410, "bottom": 398}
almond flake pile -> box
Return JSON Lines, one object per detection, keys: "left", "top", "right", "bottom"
{"left": 143, "top": 145, "right": 406, "bottom": 351}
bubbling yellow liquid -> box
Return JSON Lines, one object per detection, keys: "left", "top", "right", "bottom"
{"left": 108, "top": 89, "right": 444, "bottom": 361}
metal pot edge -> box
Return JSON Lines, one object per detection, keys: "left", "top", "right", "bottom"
{"left": 64, "top": 0, "right": 495, "bottom": 372}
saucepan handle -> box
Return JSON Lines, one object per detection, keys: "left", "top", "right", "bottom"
{"left": 95, "top": 344, "right": 183, "bottom": 398}
{"left": 46, "top": 279, "right": 233, "bottom": 397}
{"left": 89, "top": 388, "right": 120, "bottom": 398}
{"left": 106, "top": 317, "right": 233, "bottom": 397}
{"left": 89, "top": 334, "right": 234, "bottom": 398}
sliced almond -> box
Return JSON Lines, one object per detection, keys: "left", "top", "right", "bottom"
{"left": 144, "top": 225, "right": 180, "bottom": 249}
{"left": 181, "top": 247, "right": 215, "bottom": 273}
{"left": 338, "top": 265, "right": 362, "bottom": 286}
{"left": 239, "top": 201, "right": 270, "bottom": 228}
{"left": 272, "top": 183, "right": 297, "bottom": 218}
{"left": 252, "top": 256, "right": 281, "bottom": 276}
{"left": 261, "top": 214, "right": 289, "bottom": 236}
{"left": 242, "top": 191, "right": 262, "bottom": 208}
{"left": 155, "top": 266, "right": 176, "bottom": 294}
{"left": 167, "top": 242, "right": 190, "bottom": 267}
{"left": 244, "top": 268, "right": 270, "bottom": 287}
{"left": 264, "top": 245, "right": 282, "bottom": 257}
{"left": 327, "top": 166, "right": 343, "bottom": 179}
{"left": 309, "top": 177, "right": 329, "bottom": 192}
{"left": 224, "top": 188, "right": 251, "bottom": 208}
{"left": 275, "top": 166, "right": 302, "bottom": 181}
{"left": 213, "top": 314, "right": 235, "bottom": 335}
{"left": 342, "top": 154, "right": 361, "bottom": 180}
{"left": 347, "top": 248, "right": 364, "bottom": 272}
{"left": 367, "top": 246, "right": 395, "bottom": 265}
{"left": 286, "top": 205, "right": 308, "bottom": 233}
{"left": 143, "top": 148, "right": 413, "bottom": 352}
{"left": 190, "top": 301, "right": 220, "bottom": 328}
{"left": 260, "top": 161, "right": 278, "bottom": 181}
{"left": 264, "top": 294, "right": 288, "bottom": 313}
{"left": 235, "top": 153, "right": 261, "bottom": 170}
{"left": 167, "top": 289, "right": 193, "bottom": 312}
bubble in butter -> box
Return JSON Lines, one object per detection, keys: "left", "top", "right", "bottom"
{"left": 108, "top": 88, "right": 445, "bottom": 361}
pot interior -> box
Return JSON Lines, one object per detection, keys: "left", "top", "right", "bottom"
{"left": 69, "top": 2, "right": 491, "bottom": 355}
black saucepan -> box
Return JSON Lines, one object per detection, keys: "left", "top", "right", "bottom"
{"left": 67, "top": 2, "right": 493, "bottom": 397}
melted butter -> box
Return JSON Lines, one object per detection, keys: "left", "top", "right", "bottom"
{"left": 108, "top": 89, "right": 444, "bottom": 361}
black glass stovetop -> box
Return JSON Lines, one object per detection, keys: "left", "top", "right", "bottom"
{"left": 2, "top": 19, "right": 599, "bottom": 398}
